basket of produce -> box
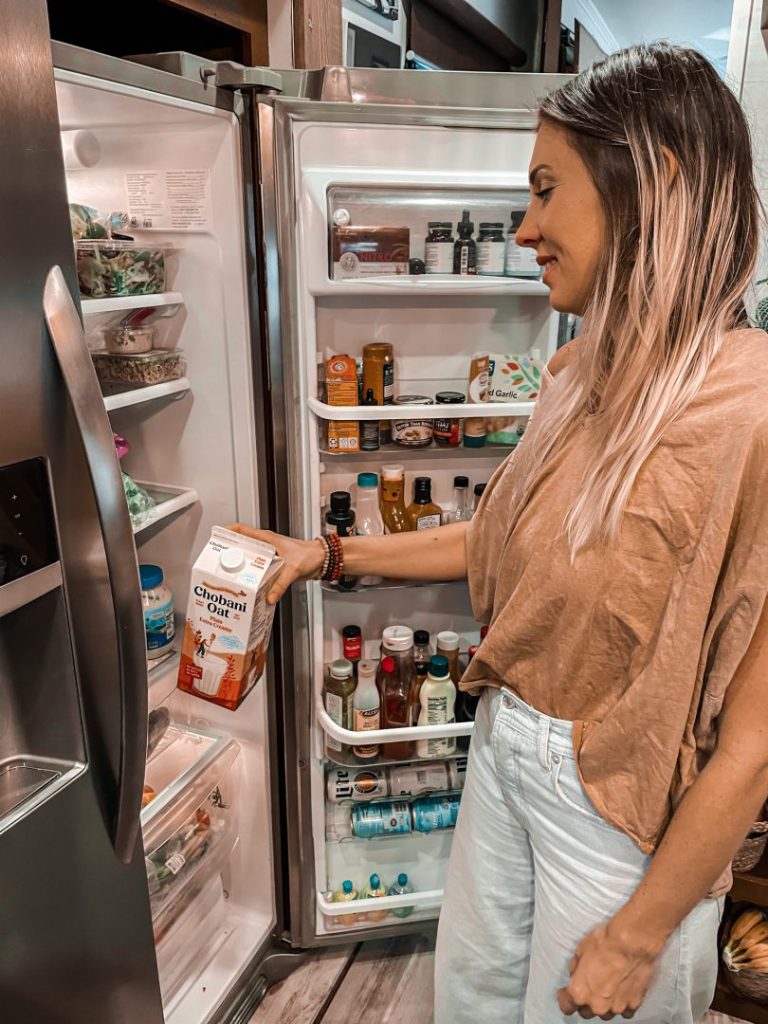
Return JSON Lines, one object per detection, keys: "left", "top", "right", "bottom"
{"left": 733, "top": 815, "right": 768, "bottom": 874}
{"left": 721, "top": 905, "right": 768, "bottom": 1002}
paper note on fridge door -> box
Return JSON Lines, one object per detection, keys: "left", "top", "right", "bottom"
{"left": 177, "top": 527, "right": 282, "bottom": 710}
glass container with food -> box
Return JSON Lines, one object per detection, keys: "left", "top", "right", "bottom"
{"left": 76, "top": 240, "right": 171, "bottom": 298}
{"left": 92, "top": 350, "right": 185, "bottom": 386}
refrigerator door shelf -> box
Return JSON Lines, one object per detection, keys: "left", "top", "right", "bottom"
{"left": 317, "top": 886, "right": 442, "bottom": 924}
{"left": 81, "top": 291, "right": 185, "bottom": 317}
{"left": 103, "top": 376, "right": 191, "bottom": 413}
{"left": 132, "top": 482, "right": 199, "bottom": 536}
{"left": 319, "top": 441, "right": 514, "bottom": 461}
{"left": 148, "top": 650, "right": 181, "bottom": 712}
{"left": 311, "top": 275, "right": 548, "bottom": 298}
{"left": 307, "top": 395, "right": 535, "bottom": 421}
{"left": 320, "top": 578, "right": 465, "bottom": 595}
{"left": 316, "top": 697, "right": 473, "bottom": 746}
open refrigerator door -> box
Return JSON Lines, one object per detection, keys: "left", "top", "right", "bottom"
{"left": 52, "top": 46, "right": 278, "bottom": 1021}
{"left": 260, "top": 71, "right": 570, "bottom": 946}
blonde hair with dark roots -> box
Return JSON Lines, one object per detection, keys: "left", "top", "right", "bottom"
{"left": 512, "top": 42, "right": 761, "bottom": 555}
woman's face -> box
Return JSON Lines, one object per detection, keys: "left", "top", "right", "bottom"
{"left": 516, "top": 121, "right": 606, "bottom": 316}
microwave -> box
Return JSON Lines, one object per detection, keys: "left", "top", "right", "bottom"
{"left": 342, "top": 0, "right": 407, "bottom": 69}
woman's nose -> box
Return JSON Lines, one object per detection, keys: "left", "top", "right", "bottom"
{"left": 515, "top": 206, "right": 540, "bottom": 250}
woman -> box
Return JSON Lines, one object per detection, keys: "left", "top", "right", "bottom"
{"left": 236, "top": 43, "right": 768, "bottom": 1022}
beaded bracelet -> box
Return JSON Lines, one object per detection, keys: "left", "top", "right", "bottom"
{"left": 315, "top": 534, "right": 345, "bottom": 583}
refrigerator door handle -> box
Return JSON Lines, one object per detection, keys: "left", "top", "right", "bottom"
{"left": 43, "top": 265, "right": 148, "bottom": 865}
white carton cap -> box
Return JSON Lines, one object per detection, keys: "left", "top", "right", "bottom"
{"left": 220, "top": 548, "right": 245, "bottom": 573}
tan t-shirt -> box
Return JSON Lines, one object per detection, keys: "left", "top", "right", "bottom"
{"left": 464, "top": 329, "right": 768, "bottom": 879}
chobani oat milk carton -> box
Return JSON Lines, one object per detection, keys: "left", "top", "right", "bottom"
{"left": 177, "top": 527, "right": 282, "bottom": 710}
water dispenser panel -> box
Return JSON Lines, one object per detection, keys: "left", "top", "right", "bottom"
{"left": 0, "top": 459, "right": 59, "bottom": 586}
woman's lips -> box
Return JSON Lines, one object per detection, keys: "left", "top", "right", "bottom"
{"left": 540, "top": 256, "right": 558, "bottom": 286}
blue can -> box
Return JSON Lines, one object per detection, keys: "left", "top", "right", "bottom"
{"left": 411, "top": 794, "right": 461, "bottom": 833}
{"left": 352, "top": 801, "right": 412, "bottom": 839}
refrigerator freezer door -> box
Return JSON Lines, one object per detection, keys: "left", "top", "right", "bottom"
{"left": 0, "top": 2, "right": 163, "bottom": 1019}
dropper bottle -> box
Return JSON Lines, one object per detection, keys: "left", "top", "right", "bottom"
{"left": 453, "top": 210, "right": 477, "bottom": 276}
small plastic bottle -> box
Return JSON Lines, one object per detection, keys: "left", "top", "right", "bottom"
{"left": 387, "top": 873, "right": 415, "bottom": 918}
{"left": 361, "top": 872, "right": 388, "bottom": 922}
{"left": 332, "top": 879, "right": 360, "bottom": 927}
{"left": 417, "top": 655, "right": 457, "bottom": 760}
{"left": 353, "top": 659, "right": 381, "bottom": 763}
{"left": 355, "top": 473, "right": 384, "bottom": 585}
{"left": 453, "top": 210, "right": 477, "bottom": 276}
{"left": 445, "top": 476, "right": 472, "bottom": 524}
{"left": 140, "top": 564, "right": 175, "bottom": 660}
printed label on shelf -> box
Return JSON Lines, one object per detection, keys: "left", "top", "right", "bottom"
{"left": 126, "top": 169, "right": 213, "bottom": 231}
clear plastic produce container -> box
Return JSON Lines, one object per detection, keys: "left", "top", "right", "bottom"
{"left": 76, "top": 239, "right": 171, "bottom": 297}
{"left": 142, "top": 726, "right": 240, "bottom": 932}
{"left": 91, "top": 349, "right": 185, "bottom": 386}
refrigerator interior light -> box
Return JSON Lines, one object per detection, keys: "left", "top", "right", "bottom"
{"left": 60, "top": 129, "right": 101, "bottom": 169}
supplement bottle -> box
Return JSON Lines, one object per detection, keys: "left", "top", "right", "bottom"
{"left": 140, "top": 564, "right": 175, "bottom": 660}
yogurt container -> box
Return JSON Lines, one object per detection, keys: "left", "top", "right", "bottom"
{"left": 140, "top": 564, "right": 175, "bottom": 660}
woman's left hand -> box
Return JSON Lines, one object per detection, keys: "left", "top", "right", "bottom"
{"left": 557, "top": 919, "right": 663, "bottom": 1019}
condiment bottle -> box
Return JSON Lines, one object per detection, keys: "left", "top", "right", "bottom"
{"left": 360, "top": 388, "right": 380, "bottom": 451}
{"left": 324, "top": 492, "right": 356, "bottom": 590}
{"left": 476, "top": 222, "right": 506, "bottom": 276}
{"left": 412, "top": 630, "right": 431, "bottom": 714}
{"left": 342, "top": 624, "right": 362, "bottom": 679}
{"left": 473, "top": 482, "right": 487, "bottom": 514}
{"left": 355, "top": 473, "right": 384, "bottom": 586}
{"left": 436, "top": 630, "right": 461, "bottom": 686}
{"left": 324, "top": 658, "right": 356, "bottom": 758}
{"left": 381, "top": 624, "right": 416, "bottom": 759}
{"left": 504, "top": 211, "right": 541, "bottom": 279}
{"left": 353, "top": 659, "right": 381, "bottom": 762}
{"left": 434, "top": 392, "right": 465, "bottom": 447}
{"left": 377, "top": 654, "right": 414, "bottom": 760}
{"left": 417, "top": 655, "right": 457, "bottom": 759}
{"left": 445, "top": 476, "right": 472, "bottom": 524}
{"left": 362, "top": 342, "right": 395, "bottom": 444}
{"left": 406, "top": 477, "right": 442, "bottom": 531}
{"left": 453, "top": 210, "right": 477, "bottom": 276}
{"left": 425, "top": 221, "right": 454, "bottom": 275}
{"left": 380, "top": 463, "right": 410, "bottom": 533}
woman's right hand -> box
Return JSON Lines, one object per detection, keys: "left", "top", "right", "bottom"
{"left": 228, "top": 524, "right": 325, "bottom": 605}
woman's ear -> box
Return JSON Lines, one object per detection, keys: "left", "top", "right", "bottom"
{"left": 661, "top": 145, "right": 679, "bottom": 187}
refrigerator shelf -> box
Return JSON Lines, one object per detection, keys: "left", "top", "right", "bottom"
{"left": 317, "top": 697, "right": 473, "bottom": 745}
{"left": 148, "top": 650, "right": 180, "bottom": 711}
{"left": 132, "top": 482, "right": 199, "bottom": 536}
{"left": 311, "top": 275, "right": 548, "bottom": 298}
{"left": 103, "top": 376, "right": 191, "bottom": 412}
{"left": 319, "top": 441, "right": 513, "bottom": 460}
{"left": 80, "top": 291, "right": 184, "bottom": 317}
{"left": 317, "top": 886, "right": 443, "bottom": 919}
{"left": 320, "top": 578, "right": 464, "bottom": 594}
{"left": 308, "top": 395, "right": 535, "bottom": 421}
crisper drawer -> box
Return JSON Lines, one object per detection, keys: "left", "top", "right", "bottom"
{"left": 155, "top": 873, "right": 227, "bottom": 1005}
{"left": 142, "top": 725, "right": 240, "bottom": 931}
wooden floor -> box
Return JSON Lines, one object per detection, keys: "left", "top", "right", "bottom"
{"left": 247, "top": 934, "right": 748, "bottom": 1024}
{"left": 248, "top": 934, "right": 435, "bottom": 1024}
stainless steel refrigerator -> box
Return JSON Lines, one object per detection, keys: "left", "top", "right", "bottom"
{"left": 2, "top": 3, "right": 569, "bottom": 1018}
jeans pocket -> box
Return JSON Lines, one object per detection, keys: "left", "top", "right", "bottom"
{"left": 551, "top": 754, "right": 619, "bottom": 834}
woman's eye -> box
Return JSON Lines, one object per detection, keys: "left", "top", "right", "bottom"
{"left": 535, "top": 187, "right": 554, "bottom": 202}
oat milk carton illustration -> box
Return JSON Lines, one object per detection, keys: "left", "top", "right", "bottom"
{"left": 177, "top": 527, "right": 282, "bottom": 710}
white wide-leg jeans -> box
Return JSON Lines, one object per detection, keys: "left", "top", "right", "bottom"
{"left": 435, "top": 688, "right": 722, "bottom": 1024}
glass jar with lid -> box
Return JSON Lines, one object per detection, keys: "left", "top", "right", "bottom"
{"left": 433, "top": 392, "right": 465, "bottom": 447}
{"left": 424, "top": 222, "right": 455, "bottom": 275}
{"left": 476, "top": 222, "right": 506, "bottom": 276}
